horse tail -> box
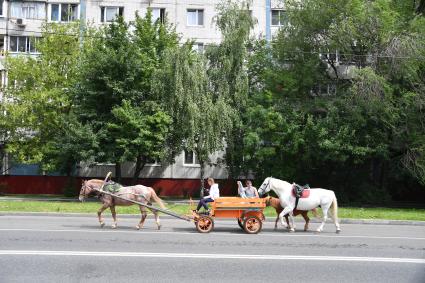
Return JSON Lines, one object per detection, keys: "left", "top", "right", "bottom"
{"left": 331, "top": 194, "right": 339, "bottom": 222}
{"left": 150, "top": 188, "right": 166, "bottom": 209}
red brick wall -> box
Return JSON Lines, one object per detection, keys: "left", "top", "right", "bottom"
{"left": 0, "top": 176, "right": 238, "bottom": 196}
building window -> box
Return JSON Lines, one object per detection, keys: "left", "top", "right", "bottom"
{"left": 187, "top": 9, "right": 203, "bottom": 26}
{"left": 11, "top": 2, "right": 46, "bottom": 20}
{"left": 9, "top": 36, "right": 39, "bottom": 53}
{"left": 152, "top": 8, "right": 165, "bottom": 24}
{"left": 271, "top": 9, "right": 286, "bottom": 26}
{"left": 101, "top": 6, "right": 123, "bottom": 23}
{"left": 193, "top": 42, "right": 204, "bottom": 53}
{"left": 184, "top": 150, "right": 199, "bottom": 165}
{"left": 0, "top": 0, "right": 3, "bottom": 16}
{"left": 146, "top": 157, "right": 161, "bottom": 166}
{"left": 311, "top": 83, "right": 337, "bottom": 97}
{"left": 0, "top": 35, "right": 4, "bottom": 54}
{"left": 50, "top": 3, "right": 78, "bottom": 22}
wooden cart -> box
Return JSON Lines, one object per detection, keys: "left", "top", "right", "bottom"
{"left": 192, "top": 197, "right": 266, "bottom": 234}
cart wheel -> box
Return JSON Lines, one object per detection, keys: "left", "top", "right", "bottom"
{"left": 237, "top": 218, "right": 244, "bottom": 229}
{"left": 243, "top": 216, "right": 262, "bottom": 234}
{"left": 196, "top": 216, "right": 214, "bottom": 233}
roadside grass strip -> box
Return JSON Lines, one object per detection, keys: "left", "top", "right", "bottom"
{"left": 1, "top": 201, "right": 425, "bottom": 221}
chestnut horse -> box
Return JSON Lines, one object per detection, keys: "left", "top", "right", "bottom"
{"left": 265, "top": 196, "right": 318, "bottom": 231}
{"left": 79, "top": 179, "right": 165, "bottom": 230}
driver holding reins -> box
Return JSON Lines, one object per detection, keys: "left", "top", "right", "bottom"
{"left": 195, "top": 177, "right": 220, "bottom": 213}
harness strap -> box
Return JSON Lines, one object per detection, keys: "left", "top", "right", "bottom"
{"left": 294, "top": 196, "right": 300, "bottom": 211}
{"left": 113, "top": 192, "right": 148, "bottom": 201}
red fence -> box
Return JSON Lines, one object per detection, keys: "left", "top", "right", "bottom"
{"left": 0, "top": 176, "right": 237, "bottom": 197}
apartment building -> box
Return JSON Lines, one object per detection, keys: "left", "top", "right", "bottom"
{"left": 0, "top": 0, "right": 286, "bottom": 184}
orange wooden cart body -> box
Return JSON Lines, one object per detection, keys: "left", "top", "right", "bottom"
{"left": 211, "top": 197, "right": 266, "bottom": 221}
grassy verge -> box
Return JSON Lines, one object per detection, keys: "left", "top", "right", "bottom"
{"left": 1, "top": 201, "right": 425, "bottom": 221}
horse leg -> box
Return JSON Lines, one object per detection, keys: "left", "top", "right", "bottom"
{"left": 303, "top": 212, "right": 310, "bottom": 231}
{"left": 97, "top": 204, "right": 109, "bottom": 228}
{"left": 150, "top": 208, "right": 161, "bottom": 230}
{"left": 316, "top": 205, "right": 330, "bottom": 233}
{"left": 274, "top": 215, "right": 280, "bottom": 230}
{"left": 279, "top": 206, "right": 295, "bottom": 232}
{"left": 289, "top": 211, "right": 296, "bottom": 231}
{"left": 285, "top": 215, "right": 290, "bottom": 230}
{"left": 110, "top": 206, "right": 117, "bottom": 229}
{"left": 330, "top": 197, "right": 341, "bottom": 233}
{"left": 136, "top": 206, "right": 147, "bottom": 230}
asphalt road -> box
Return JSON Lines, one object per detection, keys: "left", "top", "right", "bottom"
{"left": 0, "top": 214, "right": 424, "bottom": 283}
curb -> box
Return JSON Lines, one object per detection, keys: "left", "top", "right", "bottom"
{"left": 1, "top": 211, "right": 425, "bottom": 226}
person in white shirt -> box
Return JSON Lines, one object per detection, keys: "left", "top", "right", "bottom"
{"left": 238, "top": 180, "right": 259, "bottom": 198}
{"left": 195, "top": 178, "right": 220, "bottom": 212}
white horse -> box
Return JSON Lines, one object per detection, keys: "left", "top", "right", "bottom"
{"left": 257, "top": 177, "right": 341, "bottom": 233}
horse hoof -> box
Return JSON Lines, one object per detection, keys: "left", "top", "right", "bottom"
{"left": 336, "top": 229, "right": 341, "bottom": 234}
{"left": 157, "top": 225, "right": 161, "bottom": 230}
{"left": 136, "top": 225, "right": 140, "bottom": 230}
{"left": 100, "top": 222, "right": 105, "bottom": 228}
{"left": 111, "top": 225, "right": 117, "bottom": 229}
{"left": 289, "top": 228, "right": 295, "bottom": 233}
{"left": 316, "top": 229, "right": 322, "bottom": 233}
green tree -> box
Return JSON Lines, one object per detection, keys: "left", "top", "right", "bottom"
{"left": 241, "top": 0, "right": 425, "bottom": 202}
{"left": 205, "top": 0, "right": 256, "bottom": 178}
{"left": 154, "top": 44, "right": 233, "bottom": 190}
{"left": 74, "top": 11, "right": 178, "bottom": 181}
{"left": 2, "top": 23, "right": 84, "bottom": 177}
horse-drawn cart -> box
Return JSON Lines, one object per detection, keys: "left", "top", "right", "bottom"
{"left": 191, "top": 197, "right": 266, "bottom": 234}
{"left": 81, "top": 173, "right": 266, "bottom": 233}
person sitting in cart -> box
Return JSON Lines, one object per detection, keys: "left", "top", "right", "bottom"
{"left": 195, "top": 178, "right": 220, "bottom": 213}
{"left": 238, "top": 180, "right": 259, "bottom": 198}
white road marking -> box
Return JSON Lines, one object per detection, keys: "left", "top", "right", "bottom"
{"left": 0, "top": 250, "right": 424, "bottom": 264}
{"left": 0, "top": 228, "right": 424, "bottom": 241}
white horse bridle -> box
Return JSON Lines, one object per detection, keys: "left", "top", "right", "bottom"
{"left": 258, "top": 177, "right": 272, "bottom": 197}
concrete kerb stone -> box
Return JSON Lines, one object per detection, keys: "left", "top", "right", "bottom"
{"left": 1, "top": 211, "right": 425, "bottom": 226}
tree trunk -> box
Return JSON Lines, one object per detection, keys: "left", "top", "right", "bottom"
{"left": 115, "top": 162, "right": 122, "bottom": 183}
{"left": 417, "top": 0, "right": 425, "bottom": 14}
{"left": 132, "top": 155, "right": 146, "bottom": 185}
{"left": 63, "top": 161, "right": 77, "bottom": 197}
{"left": 200, "top": 161, "right": 205, "bottom": 198}
{"left": 0, "top": 145, "right": 4, "bottom": 174}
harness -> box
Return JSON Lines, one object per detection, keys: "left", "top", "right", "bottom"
{"left": 292, "top": 183, "right": 310, "bottom": 210}
{"left": 102, "top": 182, "right": 122, "bottom": 193}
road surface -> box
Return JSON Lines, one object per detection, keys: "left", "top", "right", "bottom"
{"left": 0, "top": 214, "right": 424, "bottom": 282}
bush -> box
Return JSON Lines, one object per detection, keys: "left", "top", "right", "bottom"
{"left": 63, "top": 186, "right": 78, "bottom": 197}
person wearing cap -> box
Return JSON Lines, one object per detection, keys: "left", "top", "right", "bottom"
{"left": 195, "top": 177, "right": 220, "bottom": 212}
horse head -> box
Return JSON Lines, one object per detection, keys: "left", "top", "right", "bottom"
{"left": 257, "top": 177, "right": 272, "bottom": 197}
{"left": 79, "top": 180, "right": 91, "bottom": 202}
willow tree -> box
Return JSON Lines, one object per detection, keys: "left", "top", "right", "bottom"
{"left": 205, "top": 0, "right": 256, "bottom": 178}
{"left": 154, "top": 44, "right": 233, "bottom": 191}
